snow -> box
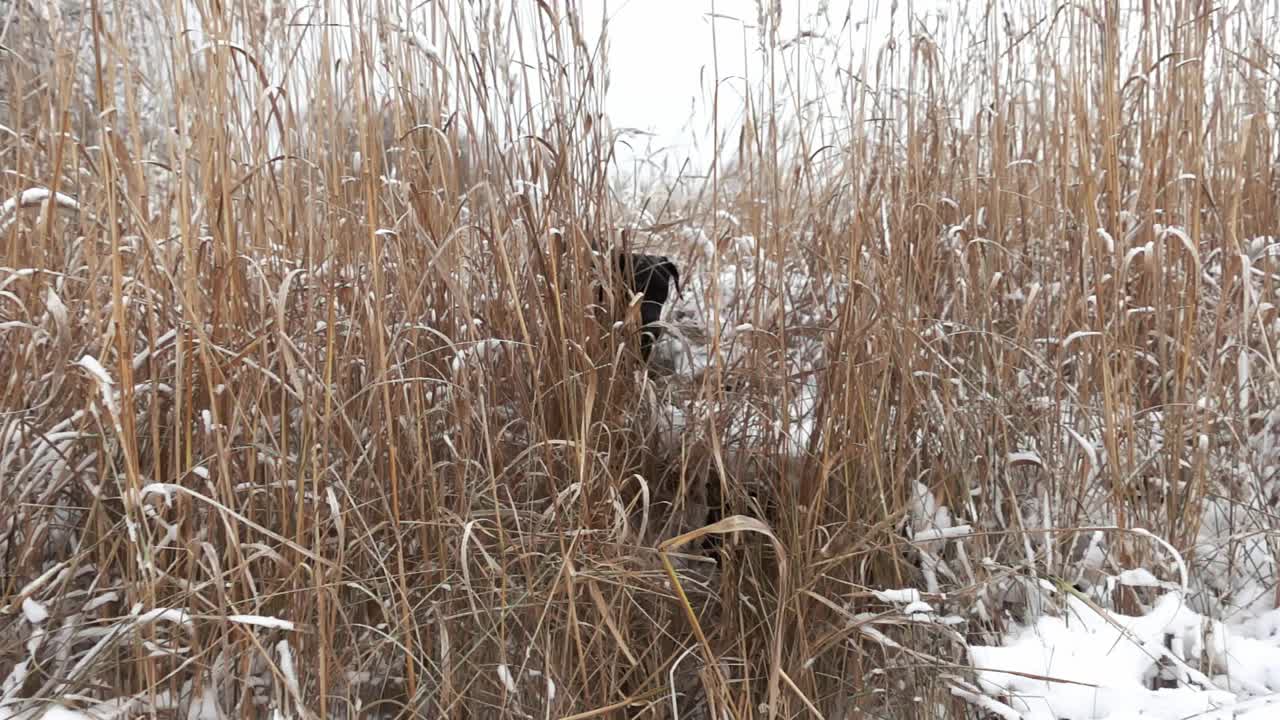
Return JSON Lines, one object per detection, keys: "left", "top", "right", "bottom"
{"left": 874, "top": 589, "right": 923, "bottom": 605}
{"left": 909, "top": 482, "right": 957, "bottom": 594}
{"left": 35, "top": 708, "right": 96, "bottom": 720}
{"left": 73, "top": 355, "right": 113, "bottom": 388}
{"left": 75, "top": 356, "right": 123, "bottom": 433}
{"left": 186, "top": 681, "right": 224, "bottom": 720}
{"left": 1112, "top": 568, "right": 1176, "bottom": 590}
{"left": 3, "top": 562, "right": 69, "bottom": 613}
{"left": 20, "top": 597, "right": 48, "bottom": 625}
{"left": 82, "top": 592, "right": 118, "bottom": 613}
{"left": 134, "top": 608, "right": 193, "bottom": 627}
{"left": 450, "top": 339, "right": 508, "bottom": 376}
{"left": 911, "top": 524, "right": 974, "bottom": 543}
{"left": 496, "top": 664, "right": 517, "bottom": 694}
{"left": 275, "top": 640, "right": 302, "bottom": 708}
{"left": 227, "top": 615, "right": 296, "bottom": 631}
{"left": 968, "top": 591, "right": 1280, "bottom": 719}
{"left": 1007, "top": 450, "right": 1044, "bottom": 467}
{"left": 0, "top": 188, "right": 82, "bottom": 233}
{"left": 139, "top": 483, "right": 179, "bottom": 508}
{"left": 902, "top": 601, "right": 936, "bottom": 617}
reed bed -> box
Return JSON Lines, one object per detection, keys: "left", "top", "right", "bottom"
{"left": 2, "top": 0, "right": 1279, "bottom": 717}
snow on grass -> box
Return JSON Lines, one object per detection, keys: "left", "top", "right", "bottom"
{"left": 276, "top": 640, "right": 303, "bottom": 713}
{"left": 910, "top": 481, "right": 957, "bottom": 594}
{"left": 0, "top": 188, "right": 82, "bottom": 234}
{"left": 874, "top": 588, "right": 923, "bottom": 605}
{"left": 20, "top": 598, "right": 48, "bottom": 625}
{"left": 227, "top": 615, "right": 296, "bottom": 631}
{"left": 968, "top": 590, "right": 1280, "bottom": 719}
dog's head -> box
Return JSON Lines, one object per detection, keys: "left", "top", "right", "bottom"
{"left": 618, "top": 252, "right": 680, "bottom": 306}
{"left": 614, "top": 252, "right": 681, "bottom": 360}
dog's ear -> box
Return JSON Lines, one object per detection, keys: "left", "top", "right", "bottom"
{"left": 663, "top": 259, "right": 681, "bottom": 297}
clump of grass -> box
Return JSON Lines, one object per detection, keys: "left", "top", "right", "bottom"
{"left": 2, "top": 0, "right": 1279, "bottom": 718}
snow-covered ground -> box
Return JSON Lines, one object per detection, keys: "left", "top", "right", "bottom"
{"left": 967, "top": 590, "right": 1280, "bottom": 719}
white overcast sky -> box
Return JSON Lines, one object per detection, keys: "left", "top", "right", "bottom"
{"left": 579, "top": 0, "right": 951, "bottom": 174}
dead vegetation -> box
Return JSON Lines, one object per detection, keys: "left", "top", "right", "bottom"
{"left": 2, "top": 0, "right": 1280, "bottom": 718}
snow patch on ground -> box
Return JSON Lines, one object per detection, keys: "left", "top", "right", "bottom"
{"left": 969, "top": 590, "right": 1280, "bottom": 719}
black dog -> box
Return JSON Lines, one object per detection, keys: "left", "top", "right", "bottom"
{"left": 613, "top": 252, "right": 680, "bottom": 361}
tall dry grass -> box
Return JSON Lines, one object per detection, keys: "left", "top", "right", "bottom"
{"left": 2, "top": 0, "right": 1279, "bottom": 718}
